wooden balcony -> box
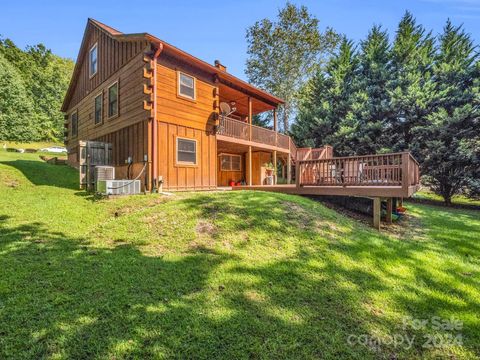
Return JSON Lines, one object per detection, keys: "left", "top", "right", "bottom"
{"left": 217, "top": 116, "right": 290, "bottom": 152}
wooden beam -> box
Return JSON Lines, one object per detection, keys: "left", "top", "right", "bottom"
{"left": 216, "top": 135, "right": 290, "bottom": 153}
{"left": 287, "top": 153, "right": 292, "bottom": 184}
{"left": 273, "top": 150, "right": 277, "bottom": 185}
{"left": 386, "top": 197, "right": 393, "bottom": 224}
{"left": 273, "top": 108, "right": 277, "bottom": 132}
{"left": 248, "top": 96, "right": 252, "bottom": 141}
{"left": 373, "top": 197, "right": 381, "bottom": 230}
{"left": 248, "top": 146, "right": 252, "bottom": 186}
{"left": 218, "top": 78, "right": 279, "bottom": 108}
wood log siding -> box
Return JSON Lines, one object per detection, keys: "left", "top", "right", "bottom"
{"left": 65, "top": 50, "right": 149, "bottom": 150}
{"left": 67, "top": 23, "right": 148, "bottom": 110}
{"left": 297, "top": 152, "right": 420, "bottom": 188}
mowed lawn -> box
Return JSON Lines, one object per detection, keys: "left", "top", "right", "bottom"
{"left": 0, "top": 150, "right": 479, "bottom": 359}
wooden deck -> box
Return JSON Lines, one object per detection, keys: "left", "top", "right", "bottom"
{"left": 233, "top": 152, "right": 421, "bottom": 199}
{"left": 233, "top": 184, "right": 419, "bottom": 198}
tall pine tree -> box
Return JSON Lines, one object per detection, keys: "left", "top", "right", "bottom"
{"left": 292, "top": 38, "right": 359, "bottom": 154}
{"left": 416, "top": 21, "right": 479, "bottom": 205}
{"left": 387, "top": 11, "right": 435, "bottom": 153}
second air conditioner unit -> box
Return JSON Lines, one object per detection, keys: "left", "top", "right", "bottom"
{"left": 95, "top": 166, "right": 115, "bottom": 182}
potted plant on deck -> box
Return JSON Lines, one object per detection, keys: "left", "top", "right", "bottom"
{"left": 264, "top": 162, "right": 274, "bottom": 176}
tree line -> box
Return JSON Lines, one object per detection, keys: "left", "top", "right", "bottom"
{"left": 0, "top": 38, "right": 74, "bottom": 142}
{"left": 246, "top": 6, "right": 479, "bottom": 204}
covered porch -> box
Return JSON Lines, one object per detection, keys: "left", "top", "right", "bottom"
{"left": 215, "top": 79, "right": 292, "bottom": 186}
{"left": 216, "top": 140, "right": 290, "bottom": 187}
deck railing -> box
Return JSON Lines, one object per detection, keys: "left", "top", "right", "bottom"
{"left": 296, "top": 146, "right": 333, "bottom": 161}
{"left": 217, "top": 116, "right": 290, "bottom": 150}
{"left": 296, "top": 152, "right": 420, "bottom": 188}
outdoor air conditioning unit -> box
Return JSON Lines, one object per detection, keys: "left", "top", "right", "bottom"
{"left": 95, "top": 166, "right": 115, "bottom": 182}
{"left": 96, "top": 180, "right": 141, "bottom": 196}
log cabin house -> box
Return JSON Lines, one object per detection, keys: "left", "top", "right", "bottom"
{"left": 62, "top": 19, "right": 420, "bottom": 228}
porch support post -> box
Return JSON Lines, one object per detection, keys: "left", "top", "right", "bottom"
{"left": 287, "top": 154, "right": 292, "bottom": 184}
{"left": 386, "top": 197, "right": 393, "bottom": 224}
{"left": 273, "top": 108, "right": 278, "bottom": 147}
{"left": 273, "top": 150, "right": 277, "bottom": 185}
{"left": 273, "top": 108, "right": 277, "bottom": 132}
{"left": 248, "top": 97, "right": 252, "bottom": 141}
{"left": 373, "top": 197, "right": 381, "bottom": 230}
{"left": 248, "top": 146, "right": 252, "bottom": 186}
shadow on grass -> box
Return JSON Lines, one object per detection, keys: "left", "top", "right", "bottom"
{"left": 1, "top": 192, "right": 478, "bottom": 358}
{"left": 0, "top": 159, "right": 78, "bottom": 190}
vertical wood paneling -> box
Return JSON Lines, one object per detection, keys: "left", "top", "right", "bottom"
{"left": 65, "top": 22, "right": 148, "bottom": 111}
{"left": 155, "top": 121, "right": 216, "bottom": 190}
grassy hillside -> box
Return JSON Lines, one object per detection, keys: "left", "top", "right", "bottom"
{"left": 0, "top": 150, "right": 479, "bottom": 359}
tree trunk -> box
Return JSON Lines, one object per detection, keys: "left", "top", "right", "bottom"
{"left": 444, "top": 196, "right": 452, "bottom": 206}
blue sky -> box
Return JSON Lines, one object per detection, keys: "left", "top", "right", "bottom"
{"left": 2, "top": 0, "right": 480, "bottom": 80}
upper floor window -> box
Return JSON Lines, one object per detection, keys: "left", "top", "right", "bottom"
{"left": 108, "top": 82, "right": 118, "bottom": 118}
{"left": 178, "top": 72, "right": 195, "bottom": 100}
{"left": 71, "top": 110, "right": 78, "bottom": 138}
{"left": 94, "top": 93, "right": 103, "bottom": 124}
{"left": 89, "top": 43, "right": 98, "bottom": 77}
{"left": 176, "top": 137, "right": 197, "bottom": 165}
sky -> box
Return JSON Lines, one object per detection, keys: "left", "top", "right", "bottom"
{"left": 2, "top": 0, "right": 480, "bottom": 80}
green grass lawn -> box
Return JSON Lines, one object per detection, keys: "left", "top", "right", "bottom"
{"left": 1, "top": 150, "right": 479, "bottom": 359}
{"left": 413, "top": 189, "right": 480, "bottom": 207}
{"left": 1, "top": 140, "right": 64, "bottom": 150}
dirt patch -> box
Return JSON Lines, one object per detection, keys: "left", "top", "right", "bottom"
{"left": 281, "top": 201, "right": 315, "bottom": 230}
{"left": 196, "top": 220, "right": 216, "bottom": 236}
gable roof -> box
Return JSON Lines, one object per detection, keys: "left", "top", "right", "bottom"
{"left": 62, "top": 19, "right": 284, "bottom": 112}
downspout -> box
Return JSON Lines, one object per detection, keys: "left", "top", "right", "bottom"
{"left": 151, "top": 42, "right": 163, "bottom": 192}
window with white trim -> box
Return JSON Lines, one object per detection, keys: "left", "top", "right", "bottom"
{"left": 108, "top": 82, "right": 118, "bottom": 118}
{"left": 220, "top": 154, "right": 241, "bottom": 171}
{"left": 94, "top": 93, "right": 102, "bottom": 124}
{"left": 177, "top": 138, "right": 197, "bottom": 165}
{"left": 178, "top": 72, "right": 195, "bottom": 100}
{"left": 89, "top": 43, "right": 98, "bottom": 77}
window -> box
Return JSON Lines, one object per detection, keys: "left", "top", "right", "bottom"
{"left": 220, "top": 154, "right": 241, "bottom": 171}
{"left": 108, "top": 82, "right": 118, "bottom": 118}
{"left": 178, "top": 72, "right": 195, "bottom": 100}
{"left": 89, "top": 43, "right": 98, "bottom": 77}
{"left": 94, "top": 93, "right": 103, "bottom": 124}
{"left": 176, "top": 137, "right": 197, "bottom": 165}
{"left": 71, "top": 110, "right": 78, "bottom": 138}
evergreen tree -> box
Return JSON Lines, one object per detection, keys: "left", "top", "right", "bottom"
{"left": 292, "top": 38, "right": 359, "bottom": 154}
{"left": 354, "top": 25, "right": 392, "bottom": 154}
{"left": 387, "top": 11, "right": 435, "bottom": 153}
{"left": 416, "top": 21, "right": 479, "bottom": 205}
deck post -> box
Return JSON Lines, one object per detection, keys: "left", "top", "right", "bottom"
{"left": 373, "top": 197, "right": 381, "bottom": 230}
{"left": 273, "top": 150, "right": 277, "bottom": 185}
{"left": 401, "top": 152, "right": 409, "bottom": 193}
{"left": 273, "top": 108, "right": 278, "bottom": 147}
{"left": 273, "top": 108, "right": 277, "bottom": 132}
{"left": 287, "top": 153, "right": 292, "bottom": 184}
{"left": 248, "top": 146, "right": 252, "bottom": 186}
{"left": 248, "top": 97, "right": 252, "bottom": 141}
{"left": 295, "top": 161, "right": 300, "bottom": 188}
{"left": 386, "top": 197, "right": 393, "bottom": 224}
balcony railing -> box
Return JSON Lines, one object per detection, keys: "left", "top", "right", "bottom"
{"left": 217, "top": 116, "right": 290, "bottom": 150}
{"left": 297, "top": 152, "right": 420, "bottom": 188}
